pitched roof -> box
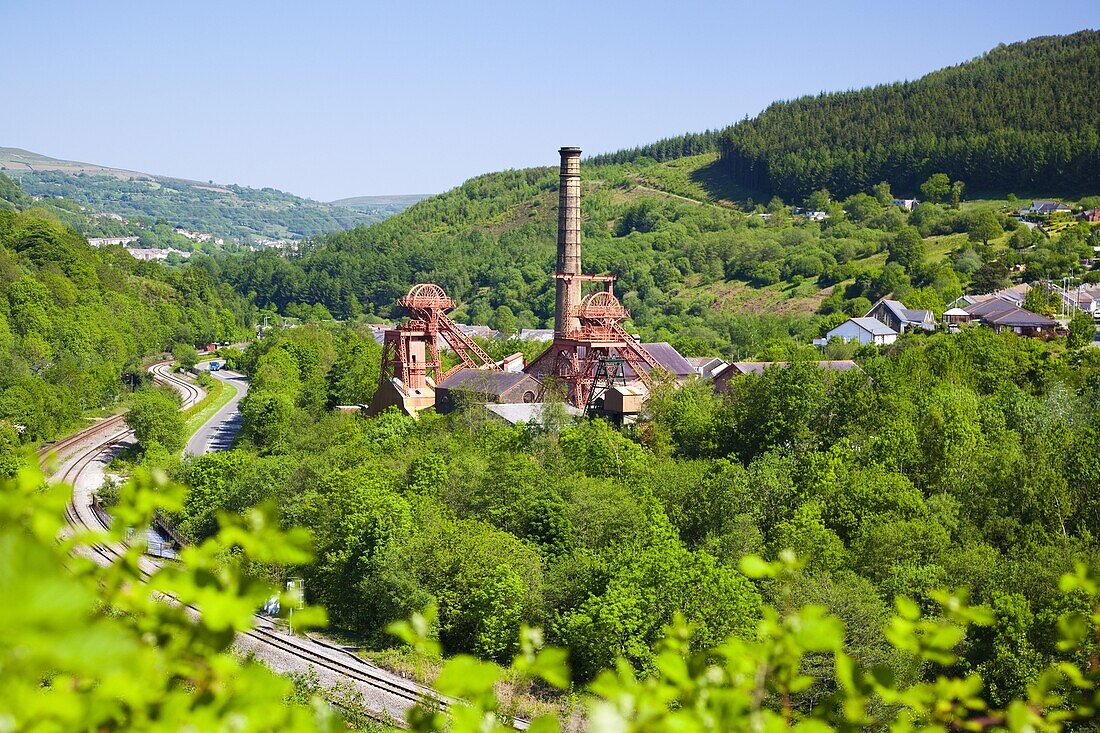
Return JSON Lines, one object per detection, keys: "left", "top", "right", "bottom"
{"left": 640, "top": 342, "right": 694, "bottom": 377}
{"left": 873, "top": 299, "right": 910, "bottom": 322}
{"left": 962, "top": 298, "right": 1019, "bottom": 318}
{"left": 849, "top": 317, "right": 898, "bottom": 336}
{"left": 982, "top": 308, "right": 1059, "bottom": 328}
{"left": 436, "top": 368, "right": 535, "bottom": 396}
{"left": 961, "top": 298, "right": 1059, "bottom": 328}
{"left": 904, "top": 308, "right": 933, "bottom": 322}
{"left": 1030, "top": 200, "right": 1069, "bottom": 212}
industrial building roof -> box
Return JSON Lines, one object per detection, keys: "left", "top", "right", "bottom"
{"left": 436, "top": 368, "right": 536, "bottom": 396}
{"left": 640, "top": 342, "right": 694, "bottom": 378}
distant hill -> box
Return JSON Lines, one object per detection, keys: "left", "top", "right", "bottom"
{"left": 329, "top": 193, "right": 431, "bottom": 218}
{"left": 0, "top": 147, "right": 411, "bottom": 243}
{"left": 331, "top": 194, "right": 431, "bottom": 207}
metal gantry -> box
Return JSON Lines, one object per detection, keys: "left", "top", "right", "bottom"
{"left": 378, "top": 283, "right": 502, "bottom": 392}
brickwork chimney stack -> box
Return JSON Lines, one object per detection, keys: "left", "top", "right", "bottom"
{"left": 554, "top": 146, "right": 582, "bottom": 337}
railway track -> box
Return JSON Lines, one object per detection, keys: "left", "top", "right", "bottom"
{"left": 41, "top": 359, "right": 482, "bottom": 728}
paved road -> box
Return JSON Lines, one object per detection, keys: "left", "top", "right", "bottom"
{"left": 185, "top": 364, "right": 248, "bottom": 456}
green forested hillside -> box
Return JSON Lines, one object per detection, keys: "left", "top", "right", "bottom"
{"left": 220, "top": 151, "right": 1100, "bottom": 358}
{"left": 0, "top": 173, "right": 251, "bottom": 470}
{"left": 0, "top": 147, "right": 407, "bottom": 243}
{"left": 715, "top": 31, "right": 1100, "bottom": 198}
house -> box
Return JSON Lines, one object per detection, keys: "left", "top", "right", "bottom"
{"left": 892, "top": 198, "right": 919, "bottom": 211}
{"left": 865, "top": 298, "right": 936, "bottom": 333}
{"left": 686, "top": 356, "right": 729, "bottom": 379}
{"left": 1078, "top": 209, "right": 1100, "bottom": 223}
{"left": 959, "top": 298, "right": 1060, "bottom": 338}
{"left": 712, "top": 360, "right": 862, "bottom": 394}
{"left": 1021, "top": 201, "right": 1072, "bottom": 216}
{"left": 433, "top": 369, "right": 543, "bottom": 414}
{"left": 87, "top": 235, "right": 140, "bottom": 247}
{"left": 1054, "top": 283, "right": 1100, "bottom": 317}
{"left": 805, "top": 211, "right": 829, "bottom": 222}
{"left": 128, "top": 248, "right": 191, "bottom": 261}
{"left": 824, "top": 317, "right": 898, "bottom": 346}
{"left": 516, "top": 328, "right": 555, "bottom": 342}
{"left": 954, "top": 283, "right": 1032, "bottom": 309}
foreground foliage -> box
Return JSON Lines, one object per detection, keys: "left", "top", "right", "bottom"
{"left": 0, "top": 460, "right": 335, "bottom": 731}
{"left": 6, "top": 459, "right": 1099, "bottom": 732}
{"left": 398, "top": 554, "right": 1100, "bottom": 733}
{"left": 175, "top": 325, "right": 1100, "bottom": 709}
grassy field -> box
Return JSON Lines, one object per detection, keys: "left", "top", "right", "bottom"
{"left": 181, "top": 372, "right": 233, "bottom": 440}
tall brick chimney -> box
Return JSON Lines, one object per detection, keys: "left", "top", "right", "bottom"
{"left": 554, "top": 146, "right": 582, "bottom": 337}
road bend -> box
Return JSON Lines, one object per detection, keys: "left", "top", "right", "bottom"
{"left": 41, "top": 360, "right": 486, "bottom": 728}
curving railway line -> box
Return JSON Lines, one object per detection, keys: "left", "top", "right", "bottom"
{"left": 40, "top": 359, "right": 488, "bottom": 727}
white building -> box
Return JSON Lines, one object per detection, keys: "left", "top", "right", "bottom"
{"left": 824, "top": 317, "right": 898, "bottom": 346}
{"left": 174, "top": 227, "right": 214, "bottom": 243}
{"left": 128, "top": 248, "right": 192, "bottom": 261}
{"left": 517, "top": 328, "right": 554, "bottom": 342}
{"left": 1021, "top": 201, "right": 1072, "bottom": 216}
{"left": 892, "top": 198, "right": 919, "bottom": 211}
{"left": 87, "top": 236, "right": 140, "bottom": 247}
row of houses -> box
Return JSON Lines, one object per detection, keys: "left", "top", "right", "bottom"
{"left": 87, "top": 235, "right": 140, "bottom": 247}
{"left": 1018, "top": 200, "right": 1100, "bottom": 223}
{"left": 817, "top": 287, "right": 1071, "bottom": 346}
{"left": 173, "top": 226, "right": 225, "bottom": 246}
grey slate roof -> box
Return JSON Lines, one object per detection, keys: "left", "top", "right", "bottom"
{"left": 641, "top": 342, "right": 695, "bottom": 377}
{"left": 850, "top": 317, "right": 898, "bottom": 336}
{"left": 436, "top": 368, "right": 534, "bottom": 396}
{"left": 878, "top": 299, "right": 909, "bottom": 322}
{"left": 961, "top": 298, "right": 1059, "bottom": 328}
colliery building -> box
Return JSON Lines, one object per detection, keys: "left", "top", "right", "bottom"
{"left": 364, "top": 146, "right": 694, "bottom": 421}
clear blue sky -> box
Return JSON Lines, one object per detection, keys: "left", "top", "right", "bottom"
{"left": 1, "top": 1, "right": 1095, "bottom": 201}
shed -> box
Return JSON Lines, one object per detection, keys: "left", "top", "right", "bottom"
{"left": 602, "top": 384, "right": 648, "bottom": 414}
